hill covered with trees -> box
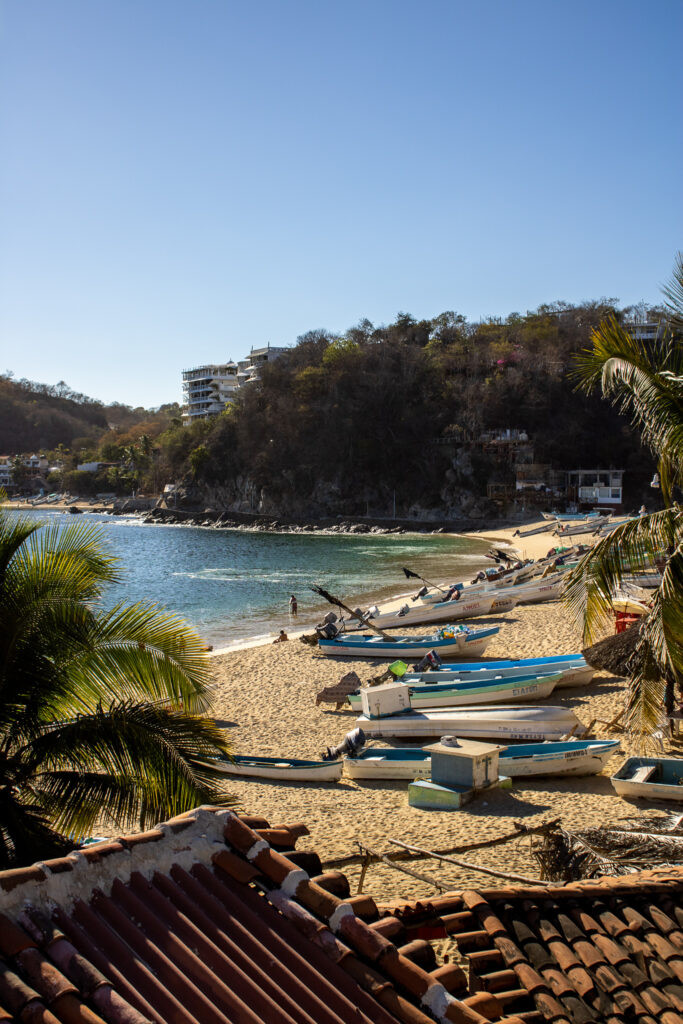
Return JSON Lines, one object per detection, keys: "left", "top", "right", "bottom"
{"left": 2, "top": 296, "right": 667, "bottom": 517}
{"left": 155, "top": 298, "right": 664, "bottom": 518}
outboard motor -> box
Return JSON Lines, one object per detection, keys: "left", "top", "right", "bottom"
{"left": 412, "top": 650, "right": 442, "bottom": 672}
{"left": 322, "top": 611, "right": 338, "bottom": 624}
{"left": 316, "top": 621, "right": 340, "bottom": 639}
{"left": 412, "top": 585, "right": 429, "bottom": 601}
{"left": 322, "top": 727, "right": 366, "bottom": 761}
{"left": 397, "top": 603, "right": 411, "bottom": 617}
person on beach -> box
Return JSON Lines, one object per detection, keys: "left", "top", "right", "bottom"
{"left": 273, "top": 629, "right": 288, "bottom": 643}
{"left": 289, "top": 594, "right": 298, "bottom": 616}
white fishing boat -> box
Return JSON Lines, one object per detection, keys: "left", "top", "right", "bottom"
{"left": 317, "top": 625, "right": 498, "bottom": 659}
{"left": 512, "top": 576, "right": 564, "bottom": 604}
{"left": 610, "top": 757, "right": 683, "bottom": 801}
{"left": 344, "top": 739, "right": 620, "bottom": 780}
{"left": 513, "top": 521, "right": 557, "bottom": 537}
{"left": 346, "top": 672, "right": 560, "bottom": 711}
{"left": 355, "top": 704, "right": 584, "bottom": 741}
{"left": 403, "top": 660, "right": 593, "bottom": 690}
{"left": 209, "top": 754, "right": 343, "bottom": 782}
{"left": 356, "top": 593, "right": 497, "bottom": 631}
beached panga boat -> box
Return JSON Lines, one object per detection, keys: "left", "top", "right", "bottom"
{"left": 209, "top": 754, "right": 343, "bottom": 782}
{"left": 317, "top": 625, "right": 498, "bottom": 660}
{"left": 354, "top": 593, "right": 497, "bottom": 631}
{"left": 404, "top": 655, "right": 594, "bottom": 690}
{"left": 610, "top": 757, "right": 683, "bottom": 801}
{"left": 343, "top": 739, "right": 620, "bottom": 780}
{"left": 355, "top": 704, "right": 583, "bottom": 742}
{"left": 346, "top": 672, "right": 560, "bottom": 711}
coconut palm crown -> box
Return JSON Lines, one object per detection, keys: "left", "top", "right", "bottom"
{"left": 564, "top": 254, "right": 683, "bottom": 737}
{"left": 0, "top": 506, "right": 233, "bottom": 868}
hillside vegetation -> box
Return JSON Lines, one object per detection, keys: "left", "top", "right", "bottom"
{"left": 2, "top": 298, "right": 665, "bottom": 515}
{"left": 159, "top": 299, "right": 663, "bottom": 517}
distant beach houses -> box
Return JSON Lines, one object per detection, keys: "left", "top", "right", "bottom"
{"left": 182, "top": 343, "right": 289, "bottom": 423}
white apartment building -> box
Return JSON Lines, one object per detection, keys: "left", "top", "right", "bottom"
{"left": 182, "top": 363, "right": 240, "bottom": 423}
{"left": 182, "top": 345, "right": 289, "bottom": 423}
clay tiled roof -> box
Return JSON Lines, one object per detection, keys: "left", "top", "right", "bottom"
{"left": 0, "top": 807, "right": 525, "bottom": 1024}
{"left": 377, "top": 870, "right": 683, "bottom": 1024}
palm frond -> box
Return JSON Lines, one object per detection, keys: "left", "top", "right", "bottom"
{"left": 562, "top": 508, "right": 682, "bottom": 644}
{"left": 572, "top": 319, "right": 683, "bottom": 502}
{"left": 661, "top": 251, "right": 683, "bottom": 332}
{"left": 27, "top": 701, "right": 234, "bottom": 833}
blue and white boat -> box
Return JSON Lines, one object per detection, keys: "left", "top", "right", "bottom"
{"left": 611, "top": 757, "right": 683, "bottom": 801}
{"left": 404, "top": 654, "right": 594, "bottom": 690}
{"left": 346, "top": 672, "right": 561, "bottom": 711}
{"left": 317, "top": 625, "right": 498, "bottom": 660}
{"left": 344, "top": 739, "right": 619, "bottom": 780}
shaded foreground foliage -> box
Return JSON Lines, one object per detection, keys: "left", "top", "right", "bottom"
{"left": 564, "top": 255, "right": 683, "bottom": 738}
{"left": 0, "top": 506, "right": 234, "bottom": 867}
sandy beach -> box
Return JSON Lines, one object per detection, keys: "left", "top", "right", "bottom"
{"left": 207, "top": 572, "right": 671, "bottom": 906}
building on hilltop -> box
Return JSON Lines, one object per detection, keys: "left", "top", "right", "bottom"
{"left": 182, "top": 345, "right": 289, "bottom": 423}
{"left": 182, "top": 362, "right": 240, "bottom": 424}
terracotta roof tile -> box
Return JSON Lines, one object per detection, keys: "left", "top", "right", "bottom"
{"left": 1, "top": 810, "right": 683, "bottom": 1024}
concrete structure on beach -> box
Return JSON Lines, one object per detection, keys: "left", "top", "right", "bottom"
{"left": 182, "top": 344, "right": 289, "bottom": 423}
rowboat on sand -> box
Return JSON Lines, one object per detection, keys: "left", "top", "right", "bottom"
{"left": 610, "top": 757, "right": 683, "bottom": 801}
{"left": 209, "top": 754, "right": 343, "bottom": 782}
{"left": 317, "top": 625, "right": 498, "bottom": 659}
{"left": 404, "top": 655, "right": 594, "bottom": 689}
{"left": 344, "top": 739, "right": 620, "bottom": 779}
{"left": 355, "top": 704, "right": 584, "bottom": 742}
{"left": 346, "top": 672, "right": 560, "bottom": 711}
{"left": 354, "top": 593, "right": 497, "bottom": 631}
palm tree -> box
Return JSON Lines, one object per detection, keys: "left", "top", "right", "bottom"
{"left": 563, "top": 255, "right": 683, "bottom": 738}
{"left": 0, "top": 505, "right": 233, "bottom": 867}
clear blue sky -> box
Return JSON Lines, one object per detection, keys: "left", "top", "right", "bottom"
{"left": 1, "top": 0, "right": 681, "bottom": 408}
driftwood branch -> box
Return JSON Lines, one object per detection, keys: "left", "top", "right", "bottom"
{"left": 386, "top": 838, "right": 552, "bottom": 886}
{"left": 321, "top": 817, "right": 560, "bottom": 870}
{"left": 355, "top": 843, "right": 449, "bottom": 893}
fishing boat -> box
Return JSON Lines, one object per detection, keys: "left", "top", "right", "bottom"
{"left": 355, "top": 704, "right": 584, "bottom": 741}
{"left": 344, "top": 739, "right": 620, "bottom": 780}
{"left": 346, "top": 672, "right": 560, "bottom": 711}
{"left": 209, "top": 754, "right": 343, "bottom": 782}
{"left": 512, "top": 576, "right": 565, "bottom": 604}
{"left": 317, "top": 625, "right": 498, "bottom": 659}
{"left": 403, "top": 659, "right": 594, "bottom": 690}
{"left": 513, "top": 522, "right": 556, "bottom": 537}
{"left": 610, "top": 757, "right": 683, "bottom": 801}
{"left": 355, "top": 593, "right": 497, "bottom": 631}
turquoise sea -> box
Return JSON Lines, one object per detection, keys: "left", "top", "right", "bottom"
{"left": 14, "top": 510, "right": 493, "bottom": 647}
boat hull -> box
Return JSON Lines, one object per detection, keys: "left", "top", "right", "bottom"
{"left": 211, "top": 756, "right": 343, "bottom": 782}
{"left": 318, "top": 627, "right": 497, "bottom": 660}
{"left": 344, "top": 740, "right": 619, "bottom": 779}
{"left": 361, "top": 595, "right": 496, "bottom": 630}
{"left": 355, "top": 704, "right": 583, "bottom": 741}
{"left": 403, "top": 662, "right": 593, "bottom": 690}
{"left": 611, "top": 757, "right": 683, "bottom": 801}
{"left": 347, "top": 673, "right": 559, "bottom": 711}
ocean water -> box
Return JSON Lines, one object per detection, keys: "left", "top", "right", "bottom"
{"left": 12, "top": 510, "right": 493, "bottom": 646}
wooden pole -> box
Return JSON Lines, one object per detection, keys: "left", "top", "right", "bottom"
{"left": 321, "top": 818, "right": 561, "bottom": 871}
{"left": 356, "top": 843, "right": 448, "bottom": 893}
{"left": 386, "top": 838, "right": 553, "bottom": 886}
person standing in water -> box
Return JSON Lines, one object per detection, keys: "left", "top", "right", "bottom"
{"left": 289, "top": 594, "right": 298, "bottom": 616}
